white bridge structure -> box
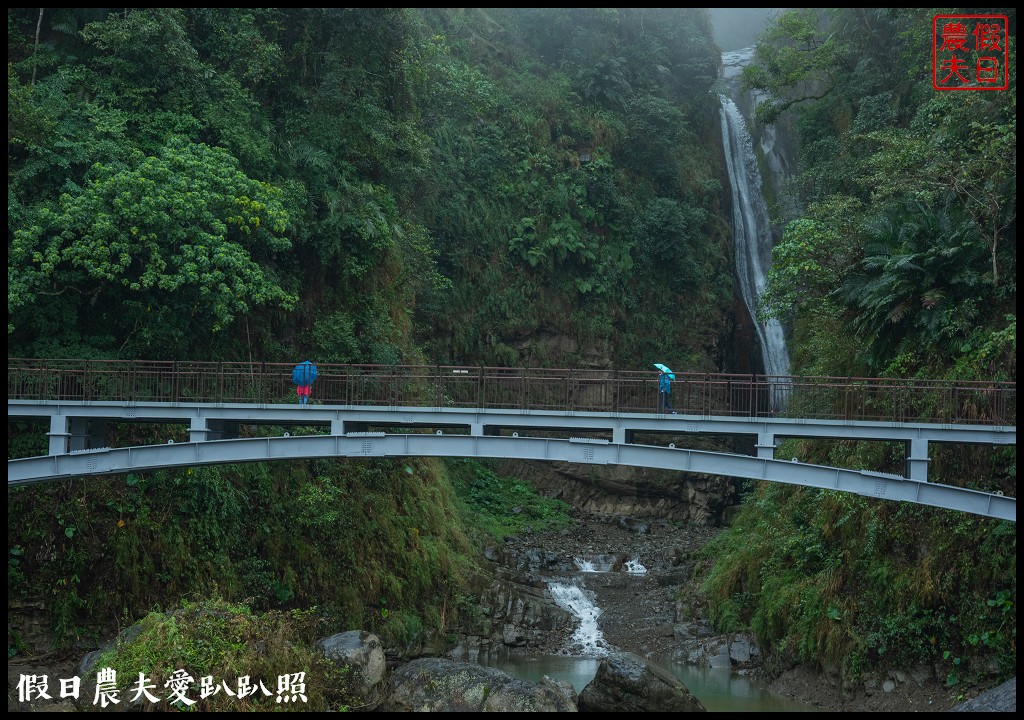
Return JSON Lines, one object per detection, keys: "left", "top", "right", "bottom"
{"left": 8, "top": 399, "right": 1016, "bottom": 522}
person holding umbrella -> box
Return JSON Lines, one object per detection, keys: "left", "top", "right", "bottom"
{"left": 292, "top": 360, "right": 319, "bottom": 407}
{"left": 654, "top": 363, "right": 677, "bottom": 414}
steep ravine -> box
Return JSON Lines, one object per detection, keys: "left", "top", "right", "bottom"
{"left": 491, "top": 506, "right": 999, "bottom": 712}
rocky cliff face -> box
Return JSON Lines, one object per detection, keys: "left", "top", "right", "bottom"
{"left": 497, "top": 460, "right": 741, "bottom": 525}
{"left": 448, "top": 557, "right": 577, "bottom": 662}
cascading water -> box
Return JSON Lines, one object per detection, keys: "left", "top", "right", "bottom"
{"left": 548, "top": 582, "right": 608, "bottom": 657}
{"left": 573, "top": 554, "right": 622, "bottom": 573}
{"left": 623, "top": 558, "right": 647, "bottom": 574}
{"left": 574, "top": 558, "right": 597, "bottom": 573}
{"left": 718, "top": 49, "right": 791, "bottom": 387}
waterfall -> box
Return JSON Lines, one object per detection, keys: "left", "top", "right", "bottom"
{"left": 573, "top": 554, "right": 620, "bottom": 573}
{"left": 548, "top": 582, "right": 609, "bottom": 657}
{"left": 624, "top": 558, "right": 647, "bottom": 574}
{"left": 718, "top": 50, "right": 791, "bottom": 383}
{"left": 574, "top": 557, "right": 597, "bottom": 573}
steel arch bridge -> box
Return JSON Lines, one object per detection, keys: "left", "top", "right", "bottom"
{"left": 7, "top": 360, "right": 1017, "bottom": 521}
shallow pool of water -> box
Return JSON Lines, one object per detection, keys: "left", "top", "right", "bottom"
{"left": 478, "top": 653, "right": 821, "bottom": 712}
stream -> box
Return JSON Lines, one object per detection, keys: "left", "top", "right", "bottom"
{"left": 480, "top": 572, "right": 818, "bottom": 711}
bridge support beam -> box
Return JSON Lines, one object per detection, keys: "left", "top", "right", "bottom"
{"left": 190, "top": 418, "right": 238, "bottom": 442}
{"left": 907, "top": 439, "right": 930, "bottom": 482}
{"left": 613, "top": 427, "right": 633, "bottom": 444}
{"left": 8, "top": 434, "right": 1015, "bottom": 521}
{"left": 190, "top": 417, "right": 210, "bottom": 443}
{"left": 756, "top": 432, "right": 776, "bottom": 459}
{"left": 48, "top": 415, "right": 70, "bottom": 455}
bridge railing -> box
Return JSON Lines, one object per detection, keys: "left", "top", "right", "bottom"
{"left": 669, "top": 373, "right": 775, "bottom": 417}
{"left": 6, "top": 359, "right": 1016, "bottom": 426}
{"left": 776, "top": 375, "right": 1017, "bottom": 426}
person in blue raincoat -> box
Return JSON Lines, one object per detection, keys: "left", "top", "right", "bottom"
{"left": 292, "top": 360, "right": 318, "bottom": 407}
{"left": 657, "top": 366, "right": 676, "bottom": 414}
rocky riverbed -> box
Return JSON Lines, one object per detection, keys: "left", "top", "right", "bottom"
{"left": 499, "top": 508, "right": 1011, "bottom": 713}
{"left": 9, "top": 507, "right": 1012, "bottom": 713}
{"left": 500, "top": 510, "right": 718, "bottom": 659}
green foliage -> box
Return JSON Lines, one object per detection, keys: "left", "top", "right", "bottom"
{"left": 10, "top": 139, "right": 296, "bottom": 355}
{"left": 311, "top": 312, "right": 360, "bottom": 364}
{"left": 621, "top": 95, "right": 689, "bottom": 189}
{"left": 699, "top": 483, "right": 1017, "bottom": 684}
{"left": 88, "top": 598, "right": 356, "bottom": 711}
{"left": 741, "top": 9, "right": 845, "bottom": 124}
{"left": 7, "top": 455, "right": 475, "bottom": 652}
{"left": 7, "top": 65, "right": 55, "bottom": 149}
{"left": 755, "top": 6, "right": 1015, "bottom": 381}
{"left": 8, "top": 7, "right": 734, "bottom": 370}
{"left": 837, "top": 199, "right": 987, "bottom": 368}
{"left": 760, "top": 196, "right": 863, "bottom": 325}
{"left": 577, "top": 56, "right": 631, "bottom": 109}
{"left": 950, "top": 315, "right": 1016, "bottom": 382}
{"left": 722, "top": 124, "right": 1016, "bottom": 680}
{"left": 7, "top": 421, "right": 48, "bottom": 460}
{"left": 447, "top": 459, "right": 573, "bottom": 541}
{"left": 408, "top": 8, "right": 730, "bottom": 368}
{"left": 632, "top": 196, "right": 706, "bottom": 289}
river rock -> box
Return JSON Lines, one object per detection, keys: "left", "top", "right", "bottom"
{"left": 450, "top": 563, "right": 576, "bottom": 657}
{"left": 315, "top": 630, "right": 386, "bottom": 711}
{"left": 577, "top": 650, "right": 706, "bottom": 712}
{"left": 380, "top": 658, "right": 578, "bottom": 712}
{"left": 540, "top": 675, "right": 579, "bottom": 706}
{"left": 950, "top": 677, "right": 1016, "bottom": 712}
{"left": 675, "top": 632, "right": 761, "bottom": 670}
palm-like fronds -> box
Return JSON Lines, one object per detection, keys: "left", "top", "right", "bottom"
{"left": 835, "top": 199, "right": 987, "bottom": 367}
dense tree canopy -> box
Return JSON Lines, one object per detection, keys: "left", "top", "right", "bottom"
{"left": 707, "top": 6, "right": 1017, "bottom": 691}
{"left": 10, "top": 140, "right": 294, "bottom": 355}
{"left": 8, "top": 7, "right": 732, "bottom": 370}
{"left": 752, "top": 7, "right": 1016, "bottom": 378}
{"left": 6, "top": 7, "right": 1016, "bottom": 699}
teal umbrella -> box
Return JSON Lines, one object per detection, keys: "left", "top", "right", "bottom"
{"left": 653, "top": 363, "right": 675, "bottom": 380}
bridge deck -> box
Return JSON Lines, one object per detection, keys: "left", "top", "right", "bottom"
{"left": 7, "top": 399, "right": 1017, "bottom": 445}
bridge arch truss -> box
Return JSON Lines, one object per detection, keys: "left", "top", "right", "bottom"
{"left": 8, "top": 400, "right": 1016, "bottom": 522}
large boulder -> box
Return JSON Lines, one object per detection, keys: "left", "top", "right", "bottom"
{"left": 578, "top": 651, "right": 706, "bottom": 712}
{"left": 381, "top": 657, "right": 578, "bottom": 712}
{"left": 950, "top": 677, "right": 1016, "bottom": 712}
{"left": 316, "top": 631, "right": 387, "bottom": 711}
{"left": 674, "top": 631, "right": 762, "bottom": 671}
{"left": 73, "top": 621, "right": 148, "bottom": 712}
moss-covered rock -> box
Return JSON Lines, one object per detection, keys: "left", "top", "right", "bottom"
{"left": 76, "top": 599, "right": 357, "bottom": 712}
